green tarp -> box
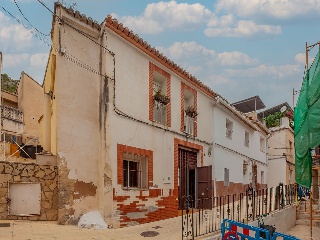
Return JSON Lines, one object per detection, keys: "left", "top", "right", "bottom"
{"left": 294, "top": 50, "right": 320, "bottom": 188}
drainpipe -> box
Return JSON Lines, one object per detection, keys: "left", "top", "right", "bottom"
{"left": 211, "top": 98, "right": 219, "bottom": 197}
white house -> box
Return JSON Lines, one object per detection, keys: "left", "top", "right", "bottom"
{"left": 258, "top": 103, "right": 295, "bottom": 187}
{"left": 212, "top": 96, "right": 269, "bottom": 197}
{"left": 38, "top": 2, "right": 270, "bottom": 228}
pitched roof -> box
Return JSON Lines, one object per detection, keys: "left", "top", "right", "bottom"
{"left": 104, "top": 15, "right": 218, "bottom": 98}
{"left": 232, "top": 95, "right": 265, "bottom": 113}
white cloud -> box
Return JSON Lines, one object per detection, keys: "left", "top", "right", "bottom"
{"left": 226, "top": 64, "right": 301, "bottom": 79}
{"left": 0, "top": 11, "right": 33, "bottom": 51}
{"left": 215, "top": 0, "right": 320, "bottom": 20}
{"left": 205, "top": 20, "right": 281, "bottom": 37}
{"left": 218, "top": 51, "right": 259, "bottom": 66}
{"left": 30, "top": 53, "right": 48, "bottom": 67}
{"left": 294, "top": 52, "right": 314, "bottom": 66}
{"left": 120, "top": 1, "right": 213, "bottom": 34}
{"left": 158, "top": 41, "right": 258, "bottom": 67}
{"left": 2, "top": 53, "right": 30, "bottom": 68}
{"left": 294, "top": 53, "right": 305, "bottom": 64}
{"left": 157, "top": 41, "right": 216, "bottom": 59}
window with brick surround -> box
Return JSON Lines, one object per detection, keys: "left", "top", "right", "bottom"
{"left": 181, "top": 82, "right": 197, "bottom": 136}
{"left": 117, "top": 144, "right": 153, "bottom": 189}
{"left": 123, "top": 153, "right": 148, "bottom": 189}
{"left": 149, "top": 62, "right": 171, "bottom": 127}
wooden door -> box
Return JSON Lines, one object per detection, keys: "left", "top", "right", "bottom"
{"left": 197, "top": 165, "right": 212, "bottom": 209}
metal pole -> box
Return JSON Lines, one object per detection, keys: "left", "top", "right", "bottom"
{"left": 310, "top": 189, "right": 313, "bottom": 239}
{"left": 292, "top": 88, "right": 294, "bottom": 108}
{"left": 306, "top": 42, "right": 309, "bottom": 70}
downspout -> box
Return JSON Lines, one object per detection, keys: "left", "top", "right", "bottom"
{"left": 211, "top": 97, "right": 219, "bottom": 198}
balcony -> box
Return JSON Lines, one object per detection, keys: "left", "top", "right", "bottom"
{"left": 0, "top": 105, "right": 24, "bottom": 134}
{"left": 153, "top": 101, "right": 167, "bottom": 125}
{"left": 1, "top": 105, "right": 23, "bottom": 123}
{"left": 184, "top": 115, "right": 195, "bottom": 135}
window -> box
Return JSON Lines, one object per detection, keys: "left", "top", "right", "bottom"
{"left": 123, "top": 153, "right": 148, "bottom": 189}
{"left": 260, "top": 136, "right": 265, "bottom": 152}
{"left": 224, "top": 168, "right": 229, "bottom": 186}
{"left": 244, "top": 131, "right": 249, "bottom": 147}
{"left": 181, "top": 83, "right": 197, "bottom": 136}
{"left": 117, "top": 144, "right": 153, "bottom": 190}
{"left": 226, "top": 119, "right": 233, "bottom": 139}
{"left": 149, "top": 62, "right": 171, "bottom": 126}
{"left": 261, "top": 171, "right": 264, "bottom": 184}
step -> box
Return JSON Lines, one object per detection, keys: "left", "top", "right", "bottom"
{"left": 296, "top": 219, "right": 320, "bottom": 227}
{"left": 298, "top": 203, "right": 320, "bottom": 211}
{"left": 297, "top": 212, "right": 320, "bottom": 219}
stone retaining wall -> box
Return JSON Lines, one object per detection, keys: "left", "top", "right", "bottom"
{"left": 0, "top": 161, "right": 58, "bottom": 220}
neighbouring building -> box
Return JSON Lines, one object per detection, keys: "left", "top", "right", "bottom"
{"left": 38, "top": 3, "right": 270, "bottom": 228}
{"left": 258, "top": 102, "right": 295, "bottom": 187}
{"left": 0, "top": 71, "right": 58, "bottom": 221}
{"left": 213, "top": 96, "right": 269, "bottom": 197}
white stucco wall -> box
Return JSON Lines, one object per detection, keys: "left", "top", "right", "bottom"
{"left": 104, "top": 29, "right": 214, "bottom": 190}
{"left": 212, "top": 104, "right": 268, "bottom": 185}
{"left": 267, "top": 123, "right": 294, "bottom": 187}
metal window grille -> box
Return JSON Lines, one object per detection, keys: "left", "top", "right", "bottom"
{"left": 153, "top": 101, "right": 167, "bottom": 125}
{"left": 226, "top": 128, "right": 232, "bottom": 139}
{"left": 224, "top": 168, "right": 229, "bottom": 186}
{"left": 184, "top": 114, "right": 195, "bottom": 135}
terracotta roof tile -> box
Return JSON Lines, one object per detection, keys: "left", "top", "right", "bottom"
{"left": 104, "top": 15, "right": 217, "bottom": 98}
{"left": 55, "top": 3, "right": 217, "bottom": 98}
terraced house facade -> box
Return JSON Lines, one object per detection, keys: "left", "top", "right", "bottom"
{"left": 39, "top": 2, "right": 269, "bottom": 228}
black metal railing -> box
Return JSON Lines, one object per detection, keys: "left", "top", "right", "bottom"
{"left": 182, "top": 184, "right": 296, "bottom": 239}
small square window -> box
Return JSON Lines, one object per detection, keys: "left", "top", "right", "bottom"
{"left": 260, "top": 137, "right": 265, "bottom": 152}
{"left": 244, "top": 131, "right": 249, "bottom": 147}
{"left": 226, "top": 119, "right": 233, "bottom": 139}
{"left": 224, "top": 168, "right": 229, "bottom": 186}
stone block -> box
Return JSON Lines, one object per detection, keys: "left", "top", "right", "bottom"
{"left": 0, "top": 163, "right": 4, "bottom": 173}
{"left": 35, "top": 170, "right": 45, "bottom": 178}
{"left": 0, "top": 174, "right": 11, "bottom": 184}
{"left": 13, "top": 176, "right": 21, "bottom": 182}
{"left": 42, "top": 200, "right": 52, "bottom": 209}
{"left": 36, "top": 154, "right": 57, "bottom": 166}
{"left": 4, "top": 164, "right": 13, "bottom": 174}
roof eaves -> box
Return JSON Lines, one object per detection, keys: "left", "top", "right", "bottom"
{"left": 216, "top": 96, "right": 258, "bottom": 131}
{"left": 104, "top": 15, "right": 217, "bottom": 99}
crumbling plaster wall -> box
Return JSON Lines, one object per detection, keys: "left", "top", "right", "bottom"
{"left": 0, "top": 161, "right": 58, "bottom": 220}
{"left": 53, "top": 5, "right": 111, "bottom": 225}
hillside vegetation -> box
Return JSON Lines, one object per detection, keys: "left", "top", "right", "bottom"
{"left": 0, "top": 74, "right": 19, "bottom": 94}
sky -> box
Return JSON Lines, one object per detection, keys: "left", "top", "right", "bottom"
{"left": 1, "top": 0, "right": 320, "bottom": 109}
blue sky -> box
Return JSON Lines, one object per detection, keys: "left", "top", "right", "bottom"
{"left": 1, "top": 0, "right": 320, "bottom": 109}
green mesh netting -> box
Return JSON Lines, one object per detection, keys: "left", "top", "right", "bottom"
{"left": 294, "top": 50, "right": 320, "bottom": 188}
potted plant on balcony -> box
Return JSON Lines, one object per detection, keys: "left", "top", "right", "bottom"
{"left": 185, "top": 106, "right": 198, "bottom": 118}
{"left": 153, "top": 89, "right": 170, "bottom": 105}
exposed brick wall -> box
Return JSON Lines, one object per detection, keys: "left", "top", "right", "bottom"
{"left": 116, "top": 143, "right": 177, "bottom": 227}
{"left": 113, "top": 188, "right": 178, "bottom": 227}
{"left": 114, "top": 140, "right": 204, "bottom": 227}
{"left": 180, "top": 82, "right": 198, "bottom": 136}
{"left": 148, "top": 62, "right": 171, "bottom": 127}
{"left": 0, "top": 161, "right": 58, "bottom": 221}
{"left": 215, "top": 181, "right": 244, "bottom": 197}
